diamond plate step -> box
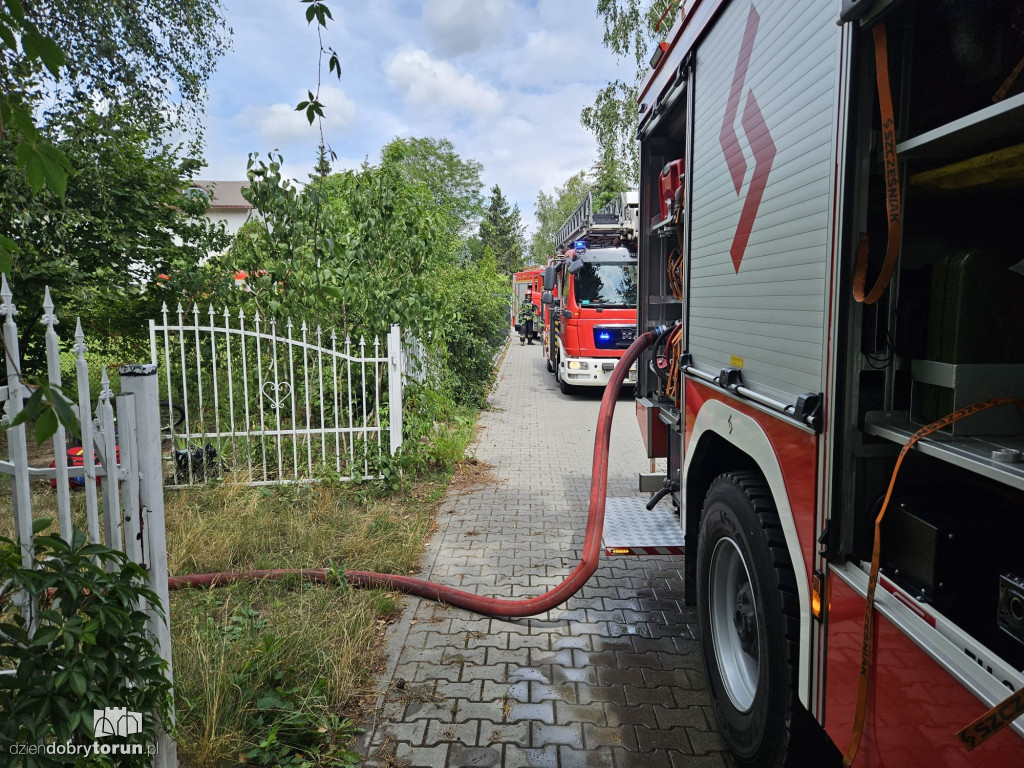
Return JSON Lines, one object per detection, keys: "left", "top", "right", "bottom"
{"left": 602, "top": 497, "right": 685, "bottom": 556}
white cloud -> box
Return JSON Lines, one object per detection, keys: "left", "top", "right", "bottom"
{"left": 422, "top": 0, "right": 511, "bottom": 57}
{"left": 239, "top": 85, "right": 357, "bottom": 145}
{"left": 385, "top": 49, "right": 501, "bottom": 117}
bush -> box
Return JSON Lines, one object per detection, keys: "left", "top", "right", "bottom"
{"left": 0, "top": 527, "right": 173, "bottom": 766}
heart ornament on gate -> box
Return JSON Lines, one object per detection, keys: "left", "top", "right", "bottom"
{"left": 262, "top": 381, "right": 292, "bottom": 410}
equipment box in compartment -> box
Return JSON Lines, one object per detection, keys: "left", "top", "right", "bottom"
{"left": 880, "top": 489, "right": 1024, "bottom": 614}
{"left": 910, "top": 360, "right": 1024, "bottom": 435}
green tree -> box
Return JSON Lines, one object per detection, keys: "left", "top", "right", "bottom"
{"left": 528, "top": 171, "right": 592, "bottom": 264}
{"left": 478, "top": 185, "right": 525, "bottom": 274}
{"left": 381, "top": 137, "right": 485, "bottom": 236}
{"left": 583, "top": 0, "right": 679, "bottom": 184}
{"left": 1, "top": 105, "right": 229, "bottom": 362}
{"left": 590, "top": 147, "right": 629, "bottom": 210}
{"left": 219, "top": 152, "right": 452, "bottom": 344}
{"left": 0, "top": 0, "right": 231, "bottom": 360}
{"left": 10, "top": 0, "right": 230, "bottom": 139}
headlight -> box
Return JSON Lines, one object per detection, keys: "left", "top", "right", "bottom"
{"left": 567, "top": 361, "right": 589, "bottom": 371}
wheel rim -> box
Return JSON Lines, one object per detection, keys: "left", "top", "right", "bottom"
{"left": 708, "top": 537, "right": 759, "bottom": 712}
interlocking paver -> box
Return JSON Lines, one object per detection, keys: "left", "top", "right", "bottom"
{"left": 357, "top": 340, "right": 733, "bottom": 766}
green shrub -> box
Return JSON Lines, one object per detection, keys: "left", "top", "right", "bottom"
{"left": 0, "top": 526, "right": 173, "bottom": 766}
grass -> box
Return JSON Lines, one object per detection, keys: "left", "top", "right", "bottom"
{"left": 165, "top": 467, "right": 458, "bottom": 766}
{"left": 0, "top": 400, "right": 478, "bottom": 767}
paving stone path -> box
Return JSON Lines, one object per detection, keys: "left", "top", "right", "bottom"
{"left": 357, "top": 340, "right": 734, "bottom": 768}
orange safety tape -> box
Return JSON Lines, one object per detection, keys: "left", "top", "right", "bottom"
{"left": 852, "top": 23, "right": 902, "bottom": 306}
{"left": 843, "top": 398, "right": 1024, "bottom": 766}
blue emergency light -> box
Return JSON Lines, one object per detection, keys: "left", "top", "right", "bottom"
{"left": 598, "top": 332, "right": 611, "bottom": 341}
{"left": 574, "top": 240, "right": 586, "bottom": 253}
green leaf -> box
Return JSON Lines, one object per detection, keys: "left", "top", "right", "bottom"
{"left": 9, "top": 105, "right": 38, "bottom": 139}
{"left": 305, "top": 3, "right": 317, "bottom": 23}
{"left": 6, "top": 0, "right": 25, "bottom": 24}
{"left": 0, "top": 23, "right": 17, "bottom": 53}
{"left": 0, "top": 233, "right": 19, "bottom": 256}
{"left": 8, "top": 386, "right": 45, "bottom": 428}
{"left": 32, "top": 518, "right": 51, "bottom": 535}
{"left": 69, "top": 670, "right": 86, "bottom": 696}
{"left": 21, "top": 29, "right": 64, "bottom": 78}
{"left": 34, "top": 407, "right": 57, "bottom": 446}
{"left": 30, "top": 626, "right": 60, "bottom": 647}
{"left": 36, "top": 141, "right": 71, "bottom": 198}
{"left": 46, "top": 384, "right": 80, "bottom": 438}
{"left": 15, "top": 141, "right": 45, "bottom": 193}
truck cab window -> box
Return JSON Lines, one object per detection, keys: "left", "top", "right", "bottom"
{"left": 574, "top": 263, "right": 638, "bottom": 308}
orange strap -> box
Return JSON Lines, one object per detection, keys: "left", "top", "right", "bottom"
{"left": 992, "top": 52, "right": 1024, "bottom": 103}
{"left": 852, "top": 23, "right": 902, "bottom": 305}
{"left": 957, "top": 684, "right": 1024, "bottom": 751}
{"left": 665, "top": 327, "right": 683, "bottom": 406}
{"left": 667, "top": 249, "right": 685, "bottom": 301}
{"left": 843, "top": 398, "right": 1023, "bottom": 766}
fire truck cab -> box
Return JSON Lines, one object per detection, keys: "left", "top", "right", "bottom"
{"left": 542, "top": 191, "right": 640, "bottom": 393}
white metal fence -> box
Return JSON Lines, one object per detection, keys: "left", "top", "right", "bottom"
{"left": 149, "top": 303, "right": 404, "bottom": 487}
{"left": 0, "top": 277, "right": 175, "bottom": 767}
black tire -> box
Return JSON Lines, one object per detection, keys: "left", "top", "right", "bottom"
{"left": 558, "top": 372, "right": 576, "bottom": 395}
{"left": 696, "top": 471, "right": 799, "bottom": 767}
{"left": 160, "top": 401, "right": 185, "bottom": 432}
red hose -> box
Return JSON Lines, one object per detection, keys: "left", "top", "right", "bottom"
{"left": 168, "top": 331, "right": 658, "bottom": 618}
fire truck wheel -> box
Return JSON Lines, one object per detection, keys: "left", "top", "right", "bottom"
{"left": 558, "top": 372, "right": 576, "bottom": 395}
{"left": 696, "top": 472, "right": 799, "bottom": 766}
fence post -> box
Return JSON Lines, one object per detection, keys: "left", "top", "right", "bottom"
{"left": 41, "top": 287, "right": 73, "bottom": 538}
{"left": 1, "top": 275, "right": 36, "bottom": 628}
{"left": 119, "top": 363, "right": 177, "bottom": 768}
{"left": 388, "top": 324, "right": 403, "bottom": 456}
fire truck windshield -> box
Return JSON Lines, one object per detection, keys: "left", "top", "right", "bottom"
{"left": 574, "top": 262, "right": 637, "bottom": 308}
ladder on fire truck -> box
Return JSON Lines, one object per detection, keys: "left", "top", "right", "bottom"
{"left": 554, "top": 190, "right": 640, "bottom": 251}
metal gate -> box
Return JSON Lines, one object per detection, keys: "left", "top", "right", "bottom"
{"left": 149, "top": 303, "right": 403, "bottom": 487}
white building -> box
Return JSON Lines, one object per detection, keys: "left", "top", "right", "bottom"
{"left": 188, "top": 180, "right": 254, "bottom": 236}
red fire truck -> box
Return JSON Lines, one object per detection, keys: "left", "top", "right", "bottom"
{"left": 631, "top": 1, "right": 1024, "bottom": 765}
{"left": 512, "top": 266, "right": 544, "bottom": 342}
{"left": 541, "top": 191, "right": 640, "bottom": 393}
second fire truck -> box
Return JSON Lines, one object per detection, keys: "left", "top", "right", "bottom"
{"left": 541, "top": 191, "right": 640, "bottom": 393}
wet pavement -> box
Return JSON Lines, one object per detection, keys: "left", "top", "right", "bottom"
{"left": 357, "top": 339, "right": 734, "bottom": 767}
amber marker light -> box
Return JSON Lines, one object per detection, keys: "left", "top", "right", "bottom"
{"left": 811, "top": 571, "right": 824, "bottom": 620}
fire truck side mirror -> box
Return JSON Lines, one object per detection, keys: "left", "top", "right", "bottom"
{"left": 567, "top": 258, "right": 584, "bottom": 275}
{"left": 543, "top": 266, "right": 556, "bottom": 291}
{"left": 541, "top": 291, "right": 553, "bottom": 305}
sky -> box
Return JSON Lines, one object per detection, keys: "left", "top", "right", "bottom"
{"left": 198, "top": 0, "right": 631, "bottom": 233}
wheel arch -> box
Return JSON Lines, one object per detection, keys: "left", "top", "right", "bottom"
{"left": 683, "top": 398, "right": 812, "bottom": 709}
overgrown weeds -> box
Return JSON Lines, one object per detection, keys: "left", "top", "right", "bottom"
{"left": 167, "top": 402, "right": 477, "bottom": 766}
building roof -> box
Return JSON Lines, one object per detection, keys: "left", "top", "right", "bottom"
{"left": 189, "top": 180, "right": 253, "bottom": 210}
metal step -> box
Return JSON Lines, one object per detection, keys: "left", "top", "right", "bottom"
{"left": 602, "top": 497, "right": 685, "bottom": 556}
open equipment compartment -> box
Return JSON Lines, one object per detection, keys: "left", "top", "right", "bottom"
{"left": 837, "top": 0, "right": 1024, "bottom": 670}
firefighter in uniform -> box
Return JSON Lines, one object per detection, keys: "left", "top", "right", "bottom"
{"left": 518, "top": 298, "right": 537, "bottom": 345}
